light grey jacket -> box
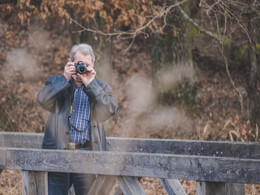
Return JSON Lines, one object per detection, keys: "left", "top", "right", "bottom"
{"left": 37, "top": 75, "right": 118, "bottom": 151}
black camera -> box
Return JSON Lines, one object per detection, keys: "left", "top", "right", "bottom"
{"left": 74, "top": 61, "right": 88, "bottom": 74}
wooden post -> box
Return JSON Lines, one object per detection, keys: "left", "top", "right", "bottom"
{"left": 112, "top": 186, "right": 124, "bottom": 195}
{"left": 88, "top": 175, "right": 116, "bottom": 195}
{"left": 196, "top": 181, "right": 225, "bottom": 195}
{"left": 21, "top": 171, "right": 47, "bottom": 195}
{"left": 68, "top": 185, "right": 75, "bottom": 195}
{"left": 160, "top": 178, "right": 187, "bottom": 195}
{"left": 225, "top": 183, "right": 245, "bottom": 195}
{"left": 196, "top": 181, "right": 245, "bottom": 195}
{"left": 116, "top": 176, "right": 146, "bottom": 195}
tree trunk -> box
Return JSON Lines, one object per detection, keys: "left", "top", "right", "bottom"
{"left": 246, "top": 1, "right": 260, "bottom": 129}
{"left": 80, "top": 16, "right": 112, "bottom": 83}
{"left": 151, "top": 2, "right": 197, "bottom": 109}
{"left": 68, "top": 11, "right": 113, "bottom": 83}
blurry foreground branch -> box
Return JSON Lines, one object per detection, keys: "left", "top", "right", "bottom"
{"left": 70, "top": 0, "right": 222, "bottom": 44}
{"left": 175, "top": 1, "right": 223, "bottom": 43}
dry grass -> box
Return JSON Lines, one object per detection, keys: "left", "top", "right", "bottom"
{"left": 0, "top": 170, "right": 22, "bottom": 195}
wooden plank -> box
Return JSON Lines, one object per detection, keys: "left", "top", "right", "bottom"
{"left": 160, "top": 178, "right": 186, "bottom": 195}
{"left": 21, "top": 171, "right": 47, "bottom": 195}
{"left": 1, "top": 132, "right": 43, "bottom": 148}
{"left": 112, "top": 186, "right": 123, "bottom": 195}
{"left": 99, "top": 176, "right": 117, "bottom": 194}
{"left": 0, "top": 147, "right": 260, "bottom": 184}
{"left": 196, "top": 181, "right": 225, "bottom": 195}
{"left": 68, "top": 185, "right": 75, "bottom": 195}
{"left": 88, "top": 175, "right": 116, "bottom": 195}
{"left": 2, "top": 132, "right": 260, "bottom": 159}
{"left": 225, "top": 183, "right": 245, "bottom": 195}
{"left": 116, "top": 176, "right": 145, "bottom": 195}
{"left": 196, "top": 182, "right": 245, "bottom": 195}
{"left": 107, "top": 137, "right": 260, "bottom": 159}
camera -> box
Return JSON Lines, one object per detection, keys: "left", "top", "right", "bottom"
{"left": 74, "top": 61, "right": 88, "bottom": 74}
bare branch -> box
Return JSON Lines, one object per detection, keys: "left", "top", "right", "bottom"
{"left": 219, "top": 45, "right": 244, "bottom": 113}
{"left": 174, "top": 0, "right": 223, "bottom": 43}
{"left": 69, "top": 0, "right": 189, "bottom": 40}
{"left": 218, "top": 2, "right": 251, "bottom": 42}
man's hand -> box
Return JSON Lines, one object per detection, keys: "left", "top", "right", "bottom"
{"left": 63, "top": 59, "right": 76, "bottom": 81}
{"left": 78, "top": 66, "right": 96, "bottom": 86}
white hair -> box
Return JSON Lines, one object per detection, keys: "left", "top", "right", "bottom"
{"left": 69, "top": 43, "right": 95, "bottom": 62}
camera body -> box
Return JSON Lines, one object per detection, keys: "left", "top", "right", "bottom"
{"left": 74, "top": 61, "right": 88, "bottom": 74}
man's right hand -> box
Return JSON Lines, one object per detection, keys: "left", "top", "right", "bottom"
{"left": 63, "top": 59, "right": 76, "bottom": 81}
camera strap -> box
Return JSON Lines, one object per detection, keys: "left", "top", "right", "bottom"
{"left": 68, "top": 103, "right": 88, "bottom": 133}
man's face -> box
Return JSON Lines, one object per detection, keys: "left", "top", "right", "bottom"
{"left": 72, "top": 51, "right": 94, "bottom": 83}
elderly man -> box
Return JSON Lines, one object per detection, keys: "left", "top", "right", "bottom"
{"left": 37, "top": 43, "right": 119, "bottom": 194}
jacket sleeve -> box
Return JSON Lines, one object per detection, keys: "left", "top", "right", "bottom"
{"left": 83, "top": 79, "right": 119, "bottom": 122}
{"left": 37, "top": 75, "right": 71, "bottom": 112}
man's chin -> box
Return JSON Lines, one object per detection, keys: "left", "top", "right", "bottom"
{"left": 72, "top": 77, "right": 82, "bottom": 83}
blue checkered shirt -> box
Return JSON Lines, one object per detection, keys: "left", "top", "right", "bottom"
{"left": 70, "top": 84, "right": 90, "bottom": 143}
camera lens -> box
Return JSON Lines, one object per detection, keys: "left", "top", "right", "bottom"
{"left": 74, "top": 61, "right": 87, "bottom": 74}
{"left": 80, "top": 67, "right": 85, "bottom": 72}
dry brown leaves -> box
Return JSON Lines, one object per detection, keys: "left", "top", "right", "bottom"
{"left": 0, "top": 170, "right": 22, "bottom": 195}
{"left": 0, "top": 0, "right": 172, "bottom": 35}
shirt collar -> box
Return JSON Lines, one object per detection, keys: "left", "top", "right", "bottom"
{"left": 70, "top": 78, "right": 84, "bottom": 89}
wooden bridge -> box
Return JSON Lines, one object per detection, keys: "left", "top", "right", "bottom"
{"left": 0, "top": 132, "right": 260, "bottom": 195}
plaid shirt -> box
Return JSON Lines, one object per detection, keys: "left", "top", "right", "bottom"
{"left": 70, "top": 84, "right": 90, "bottom": 143}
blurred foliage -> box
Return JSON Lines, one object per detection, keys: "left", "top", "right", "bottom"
{"left": 0, "top": 105, "right": 16, "bottom": 132}
{"left": 0, "top": 0, "right": 258, "bottom": 42}
{"left": 0, "top": 0, "right": 163, "bottom": 32}
{"left": 157, "top": 77, "right": 201, "bottom": 115}
{"left": 223, "top": 41, "right": 260, "bottom": 68}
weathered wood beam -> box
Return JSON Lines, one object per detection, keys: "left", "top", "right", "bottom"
{"left": 0, "top": 147, "right": 260, "bottom": 184}
{"left": 1, "top": 132, "right": 260, "bottom": 159}
{"left": 196, "top": 181, "right": 225, "bottom": 195}
{"left": 196, "top": 181, "right": 245, "bottom": 195}
{"left": 116, "top": 176, "right": 145, "bottom": 195}
{"left": 0, "top": 132, "right": 43, "bottom": 148}
{"left": 160, "top": 178, "right": 187, "bottom": 195}
{"left": 88, "top": 175, "right": 116, "bottom": 195}
{"left": 225, "top": 183, "right": 245, "bottom": 195}
{"left": 112, "top": 186, "right": 124, "bottom": 195}
{"left": 68, "top": 185, "right": 75, "bottom": 195}
{"left": 107, "top": 137, "right": 260, "bottom": 159}
{"left": 21, "top": 171, "right": 47, "bottom": 195}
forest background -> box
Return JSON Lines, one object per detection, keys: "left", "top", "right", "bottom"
{"left": 0, "top": 0, "right": 259, "bottom": 194}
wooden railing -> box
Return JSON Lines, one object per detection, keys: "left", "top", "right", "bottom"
{"left": 0, "top": 132, "right": 260, "bottom": 195}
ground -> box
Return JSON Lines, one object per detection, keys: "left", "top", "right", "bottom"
{"left": 0, "top": 18, "right": 259, "bottom": 194}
